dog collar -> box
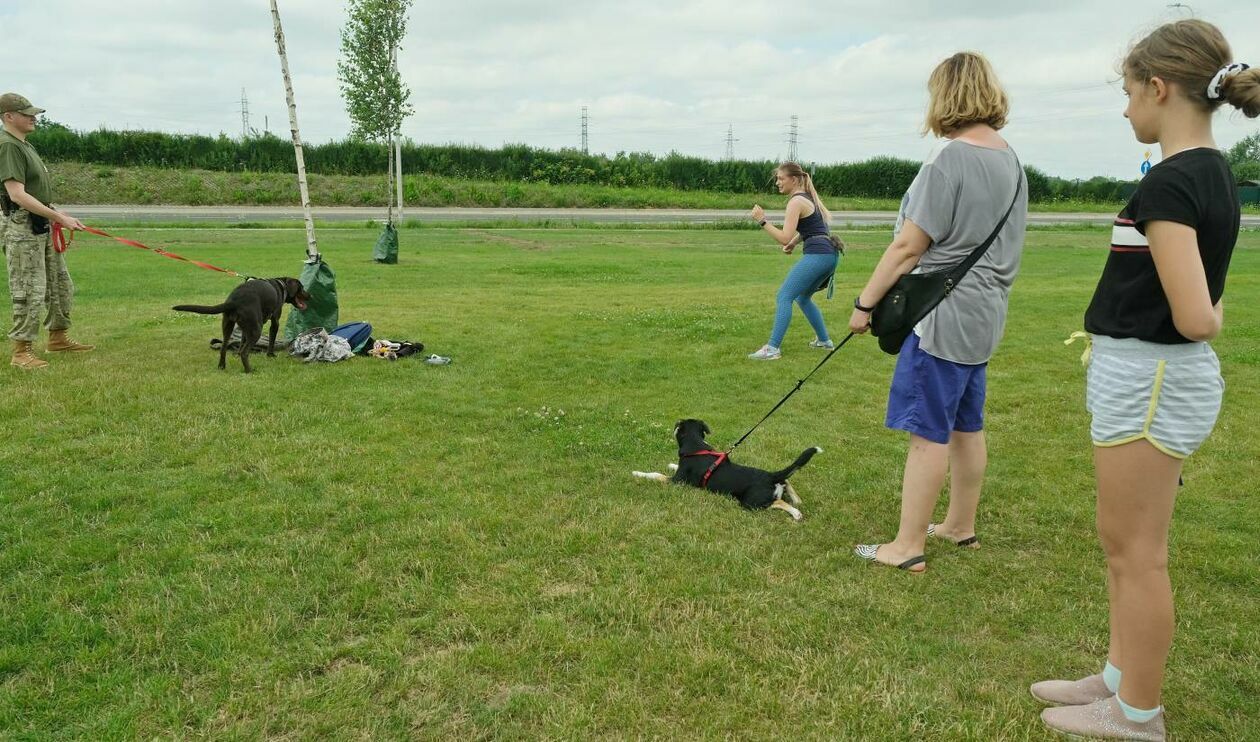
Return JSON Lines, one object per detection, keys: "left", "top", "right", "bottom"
{"left": 681, "top": 449, "right": 728, "bottom": 489}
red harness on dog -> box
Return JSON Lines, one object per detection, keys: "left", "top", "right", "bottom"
{"left": 681, "top": 449, "right": 728, "bottom": 489}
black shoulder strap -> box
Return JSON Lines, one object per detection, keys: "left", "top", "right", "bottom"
{"left": 792, "top": 191, "right": 822, "bottom": 222}
{"left": 947, "top": 156, "right": 1023, "bottom": 285}
{"left": 792, "top": 191, "right": 821, "bottom": 205}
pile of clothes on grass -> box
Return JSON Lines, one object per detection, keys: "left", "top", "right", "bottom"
{"left": 215, "top": 321, "right": 450, "bottom": 365}
{"left": 292, "top": 322, "right": 450, "bottom": 364}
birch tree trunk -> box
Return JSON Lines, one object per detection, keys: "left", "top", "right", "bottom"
{"left": 386, "top": 132, "right": 395, "bottom": 227}
{"left": 394, "top": 134, "right": 404, "bottom": 225}
{"left": 392, "top": 45, "right": 404, "bottom": 224}
{"left": 270, "top": 0, "right": 319, "bottom": 261}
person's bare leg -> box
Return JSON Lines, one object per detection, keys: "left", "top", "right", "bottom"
{"left": 869, "top": 434, "right": 948, "bottom": 570}
{"left": 1095, "top": 440, "right": 1180, "bottom": 711}
{"left": 934, "top": 430, "right": 986, "bottom": 543}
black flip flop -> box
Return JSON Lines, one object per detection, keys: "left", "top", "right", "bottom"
{"left": 854, "top": 544, "right": 927, "bottom": 572}
{"left": 895, "top": 555, "right": 927, "bottom": 570}
{"left": 928, "top": 524, "right": 979, "bottom": 549}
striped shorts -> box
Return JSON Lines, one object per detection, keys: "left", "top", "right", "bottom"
{"left": 1085, "top": 334, "right": 1224, "bottom": 459}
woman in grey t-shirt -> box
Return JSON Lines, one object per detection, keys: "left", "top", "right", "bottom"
{"left": 848, "top": 52, "right": 1028, "bottom": 572}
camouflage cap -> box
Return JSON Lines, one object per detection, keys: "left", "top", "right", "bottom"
{"left": 0, "top": 93, "right": 45, "bottom": 116}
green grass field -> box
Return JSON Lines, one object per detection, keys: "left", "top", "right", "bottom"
{"left": 2, "top": 226, "right": 1257, "bottom": 739}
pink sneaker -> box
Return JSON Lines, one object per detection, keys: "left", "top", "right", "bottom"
{"left": 1041, "top": 696, "right": 1165, "bottom": 741}
{"left": 1030, "top": 673, "right": 1112, "bottom": 706}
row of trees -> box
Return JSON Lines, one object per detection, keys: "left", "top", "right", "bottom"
{"left": 30, "top": 125, "right": 1260, "bottom": 203}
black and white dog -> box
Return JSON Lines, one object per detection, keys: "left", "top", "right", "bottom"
{"left": 633, "top": 418, "right": 821, "bottom": 520}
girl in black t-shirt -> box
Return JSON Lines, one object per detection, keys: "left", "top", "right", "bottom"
{"left": 1035, "top": 20, "right": 1259, "bottom": 742}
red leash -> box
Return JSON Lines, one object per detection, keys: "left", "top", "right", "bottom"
{"left": 52, "top": 222, "right": 70, "bottom": 254}
{"left": 58, "top": 224, "right": 253, "bottom": 279}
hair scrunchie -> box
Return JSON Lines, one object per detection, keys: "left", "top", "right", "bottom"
{"left": 1207, "top": 63, "right": 1250, "bottom": 101}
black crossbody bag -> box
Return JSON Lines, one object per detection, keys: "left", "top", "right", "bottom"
{"left": 870, "top": 170, "right": 1022, "bottom": 355}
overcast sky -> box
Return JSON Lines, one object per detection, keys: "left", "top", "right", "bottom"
{"left": 5, "top": 1, "right": 1258, "bottom": 180}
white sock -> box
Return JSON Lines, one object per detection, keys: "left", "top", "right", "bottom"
{"left": 1116, "top": 694, "right": 1161, "bottom": 723}
{"left": 1102, "top": 661, "right": 1122, "bottom": 694}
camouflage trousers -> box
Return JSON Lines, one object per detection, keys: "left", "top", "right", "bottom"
{"left": 2, "top": 211, "right": 74, "bottom": 342}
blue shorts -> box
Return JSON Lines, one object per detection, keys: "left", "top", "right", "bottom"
{"left": 885, "top": 333, "right": 987, "bottom": 445}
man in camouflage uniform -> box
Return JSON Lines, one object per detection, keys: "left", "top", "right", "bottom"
{"left": 1, "top": 92, "right": 92, "bottom": 370}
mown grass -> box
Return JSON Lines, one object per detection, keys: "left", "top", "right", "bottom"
{"left": 1, "top": 227, "right": 1257, "bottom": 739}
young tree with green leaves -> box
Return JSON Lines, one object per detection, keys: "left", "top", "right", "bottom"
{"left": 337, "top": 0, "right": 413, "bottom": 235}
{"left": 1227, "top": 132, "right": 1260, "bottom": 182}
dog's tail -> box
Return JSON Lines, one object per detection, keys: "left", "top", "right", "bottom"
{"left": 172, "top": 303, "right": 230, "bottom": 314}
{"left": 768, "top": 446, "right": 822, "bottom": 482}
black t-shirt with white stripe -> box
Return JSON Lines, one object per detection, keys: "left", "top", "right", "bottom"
{"left": 1084, "top": 148, "right": 1239, "bottom": 344}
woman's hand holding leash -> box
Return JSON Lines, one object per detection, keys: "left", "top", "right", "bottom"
{"left": 848, "top": 308, "right": 871, "bottom": 334}
{"left": 849, "top": 296, "right": 875, "bottom": 334}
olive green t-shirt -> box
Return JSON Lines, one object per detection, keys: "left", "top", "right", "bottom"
{"left": 0, "top": 129, "right": 53, "bottom": 205}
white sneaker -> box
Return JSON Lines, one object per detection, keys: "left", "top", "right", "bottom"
{"left": 748, "top": 345, "right": 781, "bottom": 360}
{"left": 809, "top": 339, "right": 835, "bottom": 350}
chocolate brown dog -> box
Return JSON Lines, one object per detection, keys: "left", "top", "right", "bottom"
{"left": 633, "top": 418, "right": 820, "bottom": 520}
{"left": 174, "top": 277, "right": 309, "bottom": 372}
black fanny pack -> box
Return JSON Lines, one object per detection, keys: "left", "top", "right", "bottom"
{"left": 1, "top": 195, "right": 51, "bottom": 234}
{"left": 802, "top": 234, "right": 845, "bottom": 255}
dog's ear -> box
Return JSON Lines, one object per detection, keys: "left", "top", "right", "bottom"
{"left": 672, "top": 420, "right": 682, "bottom": 439}
{"left": 701, "top": 421, "right": 711, "bottom": 436}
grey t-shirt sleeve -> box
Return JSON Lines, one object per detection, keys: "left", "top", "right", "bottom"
{"left": 902, "top": 161, "right": 958, "bottom": 243}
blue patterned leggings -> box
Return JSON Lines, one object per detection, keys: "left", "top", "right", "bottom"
{"left": 768, "top": 252, "right": 839, "bottom": 348}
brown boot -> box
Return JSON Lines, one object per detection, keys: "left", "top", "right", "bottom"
{"left": 47, "top": 329, "right": 95, "bottom": 352}
{"left": 11, "top": 340, "right": 49, "bottom": 370}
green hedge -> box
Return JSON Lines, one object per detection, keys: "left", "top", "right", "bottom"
{"left": 31, "top": 121, "right": 1137, "bottom": 202}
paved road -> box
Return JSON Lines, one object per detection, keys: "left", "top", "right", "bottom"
{"left": 64, "top": 204, "right": 1260, "bottom": 227}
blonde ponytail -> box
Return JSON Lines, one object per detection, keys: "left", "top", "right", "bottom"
{"left": 803, "top": 172, "right": 832, "bottom": 223}
{"left": 1221, "top": 67, "right": 1260, "bottom": 118}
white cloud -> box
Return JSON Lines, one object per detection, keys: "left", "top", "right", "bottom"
{"left": 4, "top": 0, "right": 1258, "bottom": 179}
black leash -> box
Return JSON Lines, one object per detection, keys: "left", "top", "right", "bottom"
{"left": 726, "top": 331, "right": 857, "bottom": 453}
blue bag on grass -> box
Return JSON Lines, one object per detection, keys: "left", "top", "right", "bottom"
{"left": 329, "top": 321, "right": 374, "bottom": 354}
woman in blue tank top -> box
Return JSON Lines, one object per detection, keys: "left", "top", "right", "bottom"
{"left": 748, "top": 162, "right": 843, "bottom": 361}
